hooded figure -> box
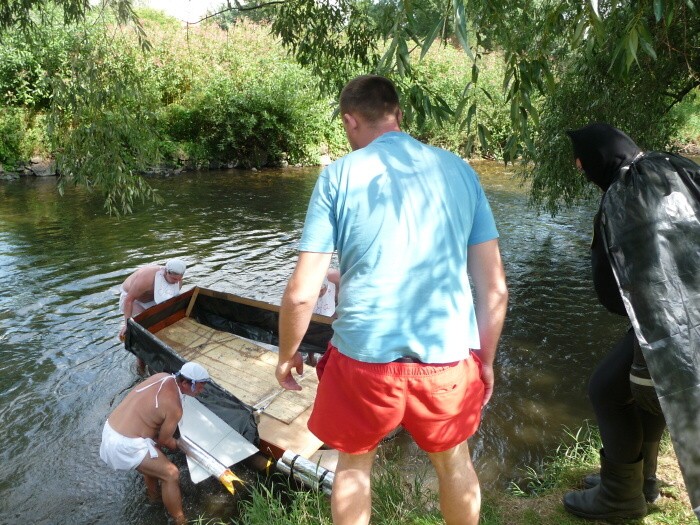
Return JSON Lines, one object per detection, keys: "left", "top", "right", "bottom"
{"left": 567, "top": 124, "right": 641, "bottom": 316}
{"left": 567, "top": 123, "right": 642, "bottom": 191}
{"left": 564, "top": 123, "right": 700, "bottom": 521}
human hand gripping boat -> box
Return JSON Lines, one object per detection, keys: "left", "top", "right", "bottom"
{"left": 123, "top": 286, "right": 337, "bottom": 495}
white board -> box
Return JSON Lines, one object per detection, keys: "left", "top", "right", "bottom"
{"left": 179, "top": 396, "right": 259, "bottom": 483}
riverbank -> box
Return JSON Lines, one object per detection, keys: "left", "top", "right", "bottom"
{"left": 485, "top": 426, "right": 693, "bottom": 525}
{"left": 213, "top": 424, "right": 693, "bottom": 525}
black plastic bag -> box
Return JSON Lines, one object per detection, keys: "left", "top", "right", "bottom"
{"left": 601, "top": 152, "right": 700, "bottom": 519}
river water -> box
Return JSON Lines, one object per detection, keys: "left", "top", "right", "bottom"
{"left": 0, "top": 163, "right": 630, "bottom": 524}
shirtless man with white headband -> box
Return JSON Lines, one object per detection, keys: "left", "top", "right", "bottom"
{"left": 118, "top": 259, "right": 186, "bottom": 341}
{"left": 100, "top": 362, "right": 210, "bottom": 525}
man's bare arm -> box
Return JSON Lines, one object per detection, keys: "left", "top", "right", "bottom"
{"left": 156, "top": 396, "right": 183, "bottom": 450}
{"left": 123, "top": 270, "right": 155, "bottom": 318}
{"left": 277, "top": 251, "right": 333, "bottom": 390}
{"left": 122, "top": 295, "right": 136, "bottom": 321}
{"left": 467, "top": 239, "right": 508, "bottom": 406}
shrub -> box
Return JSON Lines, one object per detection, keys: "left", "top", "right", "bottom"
{"left": 402, "top": 44, "right": 513, "bottom": 160}
{"left": 160, "top": 50, "right": 334, "bottom": 168}
{"left": 0, "top": 107, "right": 25, "bottom": 166}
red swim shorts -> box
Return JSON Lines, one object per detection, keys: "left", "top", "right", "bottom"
{"left": 308, "top": 345, "right": 485, "bottom": 454}
{"left": 315, "top": 341, "right": 333, "bottom": 380}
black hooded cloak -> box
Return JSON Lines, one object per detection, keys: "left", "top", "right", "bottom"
{"left": 567, "top": 124, "right": 643, "bottom": 316}
{"left": 568, "top": 123, "right": 700, "bottom": 519}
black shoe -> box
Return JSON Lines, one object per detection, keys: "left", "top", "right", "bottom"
{"left": 564, "top": 449, "right": 647, "bottom": 520}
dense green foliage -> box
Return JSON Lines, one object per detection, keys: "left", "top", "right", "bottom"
{"left": 0, "top": 108, "right": 26, "bottom": 165}
{"left": 48, "top": 22, "right": 162, "bottom": 214}
{"left": 265, "top": 0, "right": 699, "bottom": 210}
{"left": 0, "top": 11, "right": 348, "bottom": 213}
{"left": 1, "top": 0, "right": 698, "bottom": 213}
{"left": 525, "top": 2, "right": 700, "bottom": 214}
{"left": 1, "top": 8, "right": 516, "bottom": 208}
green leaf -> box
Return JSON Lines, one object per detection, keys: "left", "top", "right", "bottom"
{"left": 504, "top": 135, "right": 518, "bottom": 162}
{"left": 480, "top": 86, "right": 494, "bottom": 103}
{"left": 626, "top": 29, "right": 639, "bottom": 70}
{"left": 466, "top": 102, "right": 476, "bottom": 128}
{"left": 608, "top": 37, "right": 626, "bottom": 74}
{"left": 455, "top": 96, "right": 469, "bottom": 120}
{"left": 653, "top": 0, "right": 664, "bottom": 22}
{"left": 379, "top": 35, "right": 399, "bottom": 70}
{"left": 637, "top": 23, "right": 658, "bottom": 60}
{"left": 572, "top": 18, "right": 586, "bottom": 45}
{"left": 464, "top": 136, "right": 474, "bottom": 156}
{"left": 397, "top": 38, "right": 411, "bottom": 76}
{"left": 588, "top": 0, "right": 600, "bottom": 19}
{"left": 477, "top": 123, "right": 491, "bottom": 151}
{"left": 453, "top": 0, "right": 473, "bottom": 59}
{"left": 420, "top": 20, "right": 442, "bottom": 59}
{"left": 665, "top": 7, "right": 675, "bottom": 25}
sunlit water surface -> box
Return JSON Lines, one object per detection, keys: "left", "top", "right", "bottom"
{"left": 0, "top": 163, "right": 631, "bottom": 524}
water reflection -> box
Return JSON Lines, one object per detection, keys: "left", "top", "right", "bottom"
{"left": 0, "top": 163, "right": 629, "bottom": 523}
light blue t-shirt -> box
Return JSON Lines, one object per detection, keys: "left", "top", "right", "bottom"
{"left": 300, "top": 131, "right": 498, "bottom": 363}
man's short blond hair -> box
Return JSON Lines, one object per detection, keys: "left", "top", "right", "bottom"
{"left": 339, "top": 75, "right": 400, "bottom": 123}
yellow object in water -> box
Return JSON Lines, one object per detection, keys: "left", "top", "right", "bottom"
{"left": 218, "top": 469, "right": 242, "bottom": 495}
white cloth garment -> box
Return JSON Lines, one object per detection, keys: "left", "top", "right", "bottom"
{"left": 153, "top": 268, "right": 181, "bottom": 304}
{"left": 99, "top": 421, "right": 159, "bottom": 471}
{"left": 313, "top": 277, "right": 336, "bottom": 316}
{"left": 118, "top": 286, "right": 155, "bottom": 313}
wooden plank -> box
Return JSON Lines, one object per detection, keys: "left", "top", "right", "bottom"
{"left": 133, "top": 288, "right": 195, "bottom": 331}
{"left": 185, "top": 287, "right": 200, "bottom": 318}
{"left": 196, "top": 287, "right": 281, "bottom": 314}
{"left": 145, "top": 310, "right": 186, "bottom": 335}
{"left": 258, "top": 407, "right": 323, "bottom": 459}
{"left": 156, "top": 317, "right": 318, "bottom": 425}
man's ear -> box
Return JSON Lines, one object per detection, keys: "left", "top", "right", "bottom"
{"left": 396, "top": 108, "right": 403, "bottom": 125}
{"left": 342, "top": 113, "right": 358, "bottom": 130}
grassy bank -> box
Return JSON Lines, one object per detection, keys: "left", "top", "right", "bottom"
{"left": 490, "top": 424, "right": 693, "bottom": 525}
{"left": 195, "top": 423, "right": 693, "bottom": 525}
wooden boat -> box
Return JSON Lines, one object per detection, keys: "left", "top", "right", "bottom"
{"left": 123, "top": 286, "right": 334, "bottom": 467}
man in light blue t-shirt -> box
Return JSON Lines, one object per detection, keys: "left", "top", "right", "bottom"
{"left": 276, "top": 75, "right": 508, "bottom": 525}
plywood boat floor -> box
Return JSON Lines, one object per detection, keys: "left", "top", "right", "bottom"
{"left": 157, "top": 317, "right": 318, "bottom": 425}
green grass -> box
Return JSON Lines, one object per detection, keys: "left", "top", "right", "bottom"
{"left": 236, "top": 478, "right": 332, "bottom": 525}
{"left": 508, "top": 421, "right": 603, "bottom": 498}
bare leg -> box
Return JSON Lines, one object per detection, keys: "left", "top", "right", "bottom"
{"left": 331, "top": 449, "right": 376, "bottom": 525}
{"left": 128, "top": 303, "right": 148, "bottom": 374}
{"left": 427, "top": 440, "right": 480, "bottom": 525}
{"left": 137, "top": 452, "right": 186, "bottom": 525}
{"left": 143, "top": 473, "right": 161, "bottom": 502}
{"left": 135, "top": 358, "right": 146, "bottom": 375}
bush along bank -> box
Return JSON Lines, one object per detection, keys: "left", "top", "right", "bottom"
{"left": 0, "top": 13, "right": 349, "bottom": 182}
{"left": 1, "top": 12, "right": 698, "bottom": 187}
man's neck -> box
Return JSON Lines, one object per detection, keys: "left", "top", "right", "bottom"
{"left": 360, "top": 123, "right": 401, "bottom": 149}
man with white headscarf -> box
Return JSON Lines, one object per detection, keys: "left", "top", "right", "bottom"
{"left": 100, "top": 361, "right": 210, "bottom": 525}
{"left": 118, "top": 259, "right": 187, "bottom": 341}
